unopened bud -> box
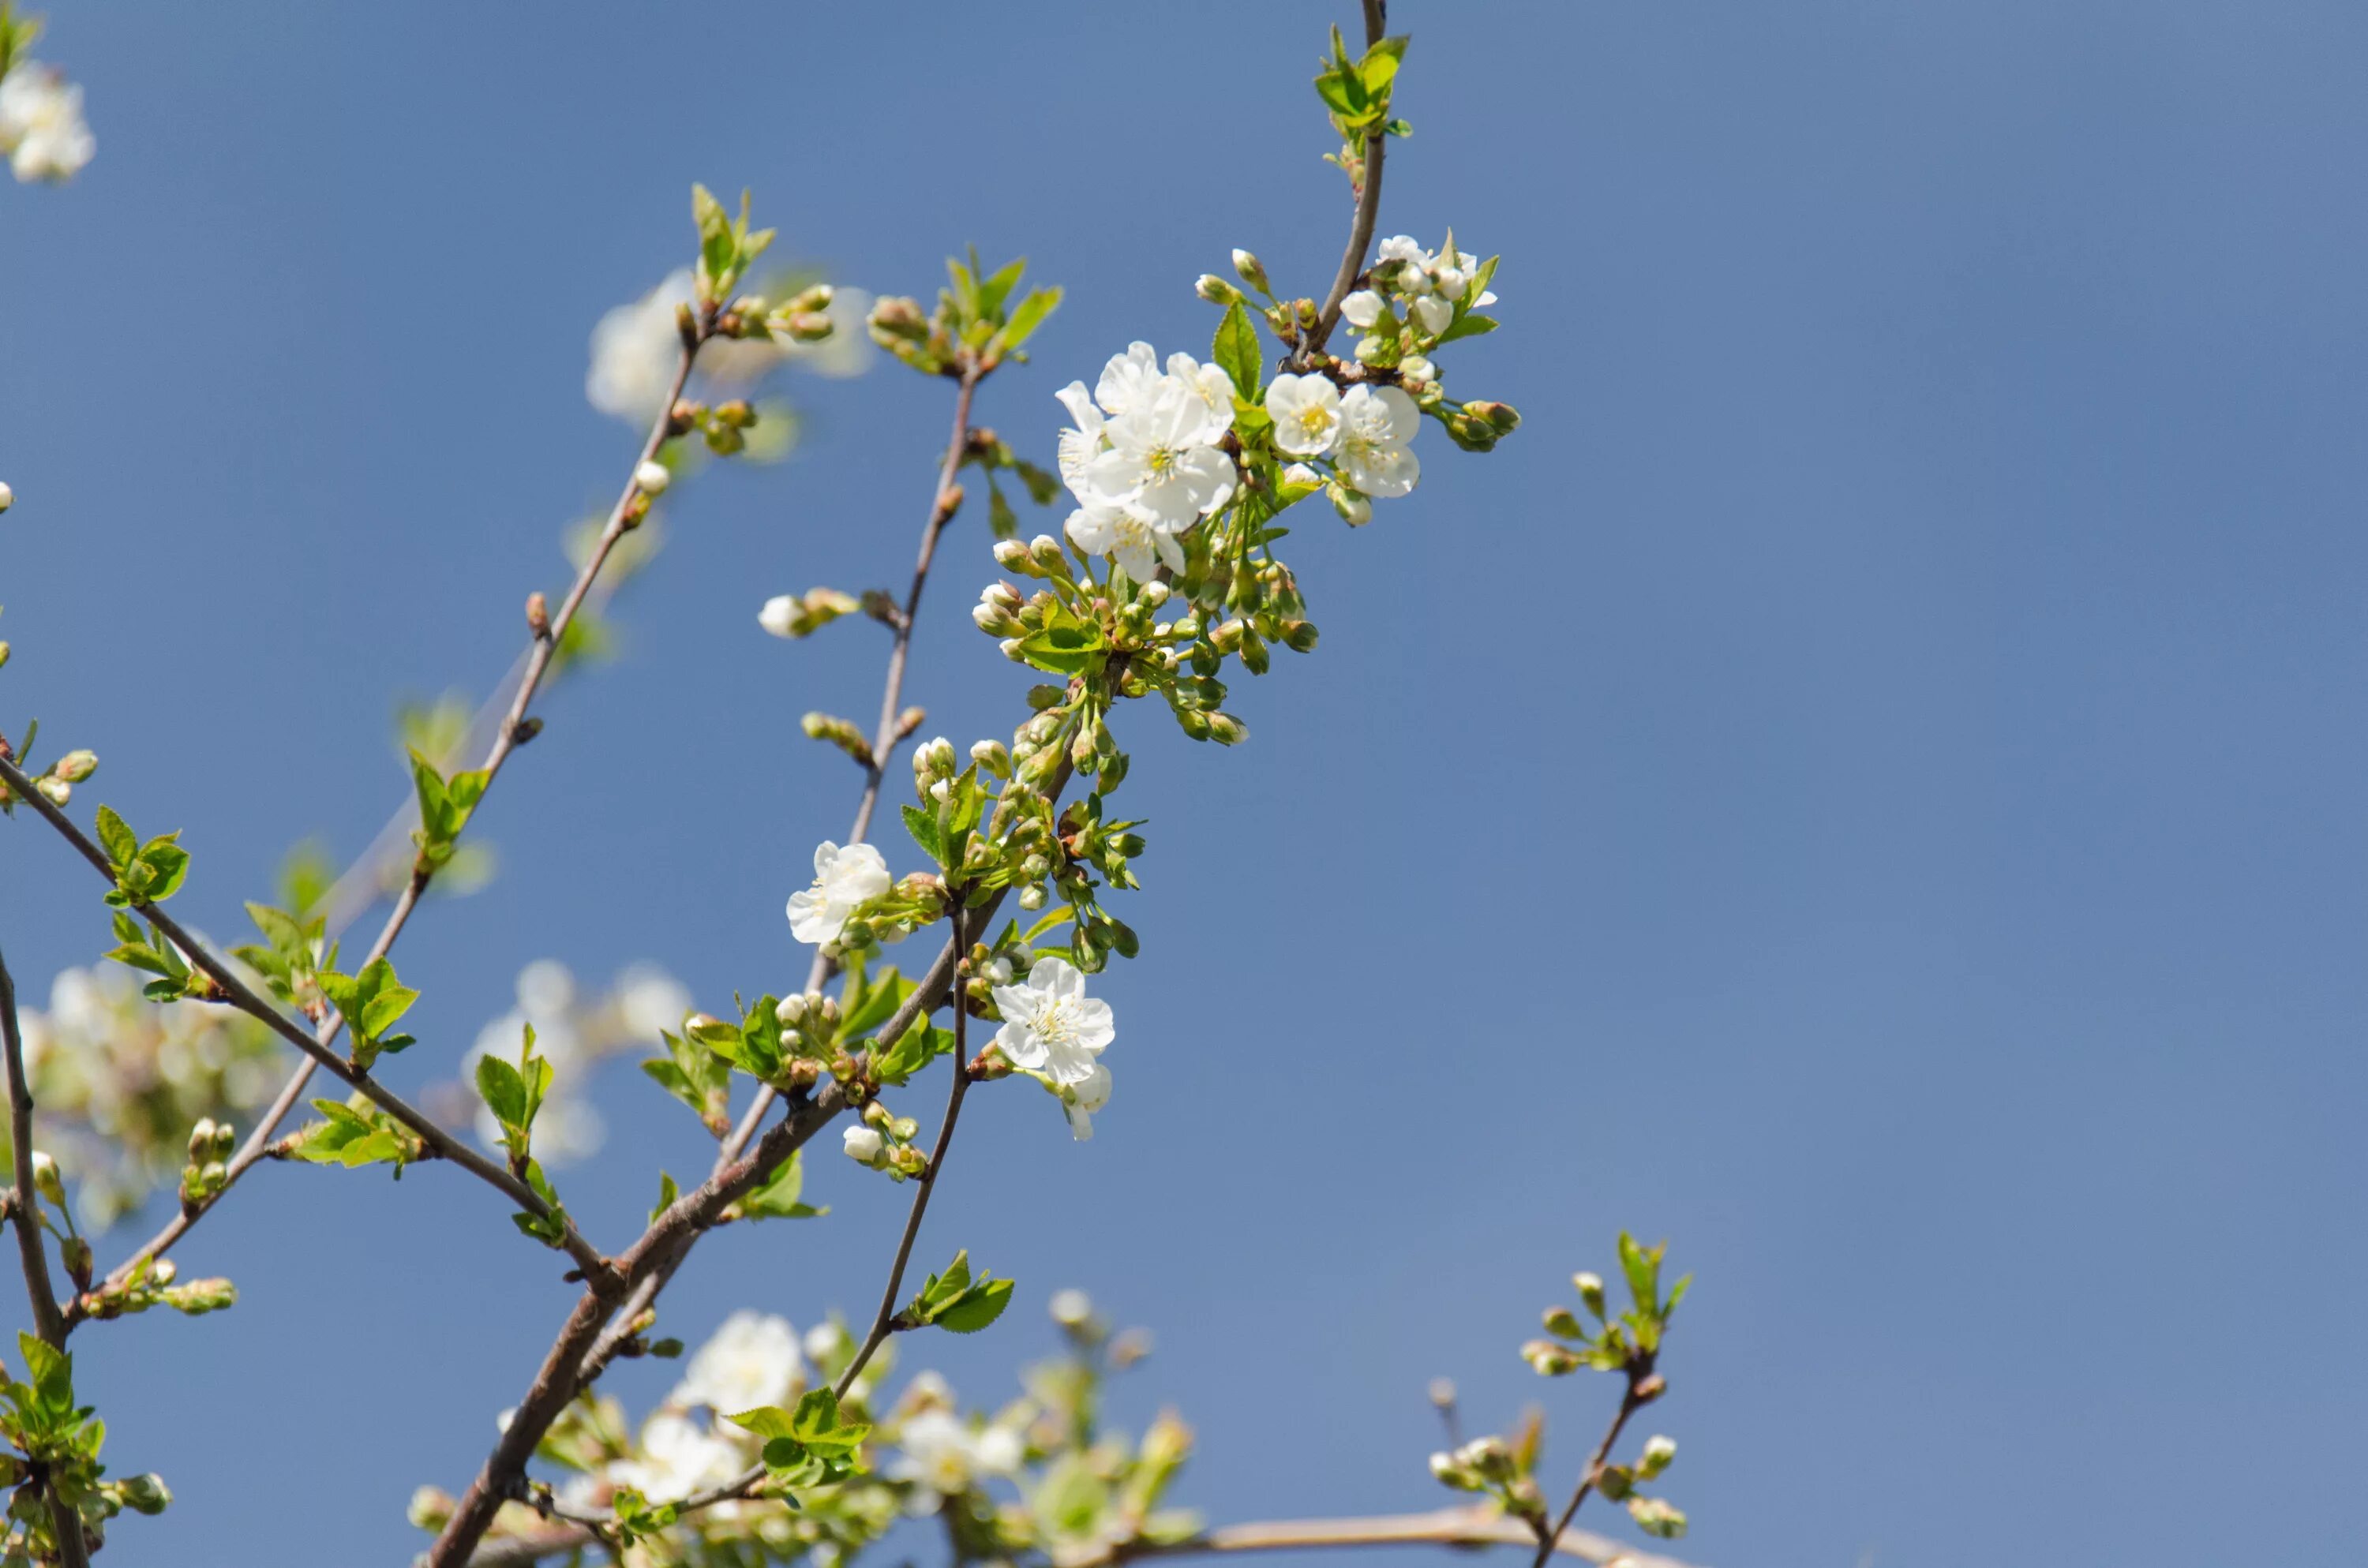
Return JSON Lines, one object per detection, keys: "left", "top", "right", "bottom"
{"left": 1521, "top": 1338, "right": 1581, "bottom": 1376}
{"left": 149, "top": 1258, "right": 177, "bottom": 1288}
{"left": 1542, "top": 1306, "right": 1585, "bottom": 1340}
{"left": 1205, "top": 713, "right": 1248, "bottom": 746}
{"left": 161, "top": 1277, "right": 238, "bottom": 1315}
{"left": 1467, "top": 399, "right": 1522, "bottom": 435}
{"left": 28, "top": 1151, "right": 63, "bottom": 1208}
{"left": 1637, "top": 1435, "right": 1677, "bottom": 1479}
{"left": 49, "top": 748, "right": 97, "bottom": 784}
{"left": 1196, "top": 274, "right": 1245, "bottom": 306}
{"left": 774, "top": 994, "right": 807, "bottom": 1025}
{"left": 842, "top": 1125, "right": 884, "bottom": 1164}
{"left": 0, "top": 481, "right": 13, "bottom": 512}
{"left": 1328, "top": 484, "right": 1372, "bottom": 526}
{"left": 1018, "top": 883, "right": 1047, "bottom": 911}
{"left": 970, "top": 739, "right": 1011, "bottom": 777}
{"left": 994, "top": 537, "right": 1037, "bottom": 574}
{"left": 1594, "top": 1463, "right": 1635, "bottom": 1502}
{"left": 1231, "top": 249, "right": 1270, "bottom": 294}
{"left": 1627, "top": 1496, "right": 1688, "bottom": 1540}
{"left": 525, "top": 591, "right": 551, "bottom": 639}
{"left": 1280, "top": 619, "right": 1320, "bottom": 653}
{"left": 1428, "top": 1377, "right": 1458, "bottom": 1409}
{"left": 1574, "top": 1271, "right": 1607, "bottom": 1317}
{"left": 188, "top": 1119, "right": 219, "bottom": 1162}
{"left": 867, "top": 296, "right": 926, "bottom": 336}
{"left": 634, "top": 460, "right": 672, "bottom": 496}
{"left": 117, "top": 1473, "right": 172, "bottom": 1515}
{"left": 35, "top": 777, "right": 69, "bottom": 806}
{"left": 1029, "top": 534, "right": 1068, "bottom": 573}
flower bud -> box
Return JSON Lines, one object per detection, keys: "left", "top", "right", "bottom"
{"left": 760, "top": 594, "right": 801, "bottom": 638}
{"left": 117, "top": 1473, "right": 172, "bottom": 1515}
{"left": 1458, "top": 1437, "right": 1515, "bottom": 1482}
{"left": 1231, "top": 249, "right": 1270, "bottom": 294}
{"left": 526, "top": 590, "right": 551, "bottom": 639}
{"left": 1018, "top": 883, "right": 1047, "bottom": 911}
{"left": 1467, "top": 399, "right": 1523, "bottom": 435}
{"left": 1205, "top": 713, "right": 1248, "bottom": 746}
{"left": 634, "top": 460, "right": 672, "bottom": 496}
{"left": 1029, "top": 534, "right": 1068, "bottom": 574}
{"left": 1328, "top": 485, "right": 1372, "bottom": 526}
{"left": 161, "top": 1277, "right": 238, "bottom": 1314}
{"left": 188, "top": 1119, "right": 219, "bottom": 1162}
{"left": 1594, "top": 1464, "right": 1634, "bottom": 1502}
{"left": 51, "top": 749, "right": 97, "bottom": 784}
{"left": 1626, "top": 1496, "right": 1688, "bottom": 1539}
{"left": 35, "top": 777, "right": 69, "bottom": 806}
{"left": 150, "top": 1257, "right": 178, "bottom": 1288}
{"left": 1399, "top": 354, "right": 1437, "bottom": 386}
{"left": 1542, "top": 1305, "right": 1585, "bottom": 1341}
{"left": 1280, "top": 619, "right": 1320, "bottom": 653}
{"left": 1429, "top": 1377, "right": 1457, "bottom": 1409}
{"left": 28, "top": 1150, "right": 63, "bottom": 1208}
{"left": 1521, "top": 1338, "right": 1581, "bottom": 1376}
{"left": 0, "top": 481, "right": 13, "bottom": 512}
{"left": 0, "top": 642, "right": 10, "bottom": 670}
{"left": 1209, "top": 618, "right": 1245, "bottom": 654}
{"left": 1000, "top": 637, "right": 1027, "bottom": 662}
{"left": 1196, "top": 274, "right": 1246, "bottom": 306}
{"left": 1637, "top": 1435, "right": 1677, "bottom": 1479}
{"left": 867, "top": 296, "right": 926, "bottom": 338}
{"left": 993, "top": 537, "right": 1038, "bottom": 574}
{"left": 1340, "top": 289, "right": 1386, "bottom": 330}
{"left": 842, "top": 1125, "right": 884, "bottom": 1164}
{"left": 970, "top": 739, "right": 1011, "bottom": 777}
{"left": 1574, "top": 1271, "right": 1607, "bottom": 1317}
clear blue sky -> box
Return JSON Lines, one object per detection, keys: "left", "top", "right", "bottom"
{"left": 2, "top": 2, "right": 2363, "bottom": 1564}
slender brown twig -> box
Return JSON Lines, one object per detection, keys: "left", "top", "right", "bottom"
{"left": 58, "top": 339, "right": 706, "bottom": 1319}
{"left": 0, "top": 948, "right": 91, "bottom": 1568}
{"left": 0, "top": 751, "right": 611, "bottom": 1285}
{"left": 1304, "top": 0, "right": 1392, "bottom": 361}
{"left": 1531, "top": 1381, "right": 1650, "bottom": 1568}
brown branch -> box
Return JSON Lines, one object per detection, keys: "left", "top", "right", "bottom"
{"left": 1532, "top": 1379, "right": 1651, "bottom": 1568}
{"left": 0, "top": 751, "right": 612, "bottom": 1287}
{"left": 63, "top": 336, "right": 706, "bottom": 1315}
{"left": 461, "top": 1503, "right": 1696, "bottom": 1568}
{"left": 0, "top": 948, "right": 91, "bottom": 1568}
{"left": 1303, "top": 0, "right": 1392, "bottom": 361}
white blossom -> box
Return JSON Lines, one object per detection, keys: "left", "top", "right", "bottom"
{"left": 787, "top": 840, "right": 891, "bottom": 945}
{"left": 633, "top": 459, "right": 671, "bottom": 496}
{"left": 1064, "top": 1061, "right": 1112, "bottom": 1141}
{"left": 1264, "top": 374, "right": 1343, "bottom": 459}
{"left": 757, "top": 594, "right": 800, "bottom": 638}
{"left": 1410, "top": 294, "right": 1454, "bottom": 337}
{"left": 675, "top": 1311, "right": 802, "bottom": 1414}
{"left": 1056, "top": 344, "right": 1240, "bottom": 578}
{"left": 1083, "top": 380, "right": 1236, "bottom": 528}
{"left": 892, "top": 1410, "right": 1022, "bottom": 1498}
{"left": 804, "top": 1321, "right": 850, "bottom": 1364}
{"left": 991, "top": 956, "right": 1113, "bottom": 1087}
{"left": 1064, "top": 497, "right": 1182, "bottom": 585}
{"left": 843, "top": 1124, "right": 884, "bottom": 1163}
{"left": 586, "top": 268, "right": 871, "bottom": 424}
{"left": 1049, "top": 1288, "right": 1093, "bottom": 1326}
{"left": 609, "top": 1413, "right": 741, "bottom": 1505}
{"left": 1340, "top": 289, "right": 1387, "bottom": 329}
{"left": 0, "top": 65, "right": 92, "bottom": 185}
{"left": 1335, "top": 384, "right": 1421, "bottom": 500}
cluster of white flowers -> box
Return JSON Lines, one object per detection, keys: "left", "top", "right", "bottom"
{"left": 586, "top": 267, "right": 871, "bottom": 424}
{"left": 0, "top": 61, "right": 92, "bottom": 184}
{"left": 551, "top": 1312, "right": 803, "bottom": 1513}
{"left": 1056, "top": 343, "right": 1239, "bottom": 582}
{"left": 1265, "top": 375, "right": 1421, "bottom": 512}
{"left": 673, "top": 1309, "right": 804, "bottom": 1413}
{"left": 886, "top": 1372, "right": 1024, "bottom": 1509}
{"left": 991, "top": 956, "right": 1115, "bottom": 1141}
{"left": 458, "top": 960, "right": 690, "bottom": 1166}
{"left": 786, "top": 840, "right": 891, "bottom": 946}
{"left": 1339, "top": 232, "right": 1499, "bottom": 383}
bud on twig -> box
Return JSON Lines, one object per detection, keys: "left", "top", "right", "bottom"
{"left": 1231, "top": 249, "right": 1271, "bottom": 295}
{"left": 525, "top": 591, "right": 551, "bottom": 640}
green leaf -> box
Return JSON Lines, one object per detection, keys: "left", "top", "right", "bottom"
{"left": 901, "top": 804, "right": 945, "bottom": 867}
{"left": 93, "top": 806, "right": 135, "bottom": 869}
{"left": 1001, "top": 286, "right": 1063, "bottom": 350}
{"left": 1434, "top": 312, "right": 1498, "bottom": 346}
{"left": 978, "top": 257, "right": 1027, "bottom": 320}
{"left": 1212, "top": 302, "right": 1261, "bottom": 400}
{"left": 741, "top": 1150, "right": 826, "bottom": 1221}
{"left": 476, "top": 1054, "right": 526, "bottom": 1131}
{"left": 137, "top": 838, "right": 191, "bottom": 901}
{"left": 935, "top": 1276, "right": 1014, "bottom": 1334}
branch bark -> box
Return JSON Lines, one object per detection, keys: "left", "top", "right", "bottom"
{"left": 1303, "top": 0, "right": 1392, "bottom": 361}
{"left": 0, "top": 948, "right": 91, "bottom": 1568}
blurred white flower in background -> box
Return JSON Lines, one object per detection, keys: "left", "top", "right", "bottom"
{"left": 607, "top": 1412, "right": 742, "bottom": 1505}
{"left": 673, "top": 1311, "right": 803, "bottom": 1414}
{"left": 0, "top": 61, "right": 93, "bottom": 184}
{"left": 586, "top": 267, "right": 871, "bottom": 425}
{"left": 448, "top": 960, "right": 690, "bottom": 1166}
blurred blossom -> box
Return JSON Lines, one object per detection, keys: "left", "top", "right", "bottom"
{"left": 673, "top": 1311, "right": 803, "bottom": 1414}
{"left": 0, "top": 61, "right": 94, "bottom": 184}
{"left": 10, "top": 966, "right": 283, "bottom": 1229}
{"left": 445, "top": 960, "right": 690, "bottom": 1166}
{"left": 586, "top": 267, "right": 872, "bottom": 425}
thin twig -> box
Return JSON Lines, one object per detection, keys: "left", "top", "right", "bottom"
{"left": 0, "top": 949, "right": 91, "bottom": 1568}
{"left": 0, "top": 752, "right": 612, "bottom": 1286}
{"left": 459, "top": 1503, "right": 1697, "bottom": 1568}
{"left": 1303, "top": 0, "right": 1392, "bottom": 361}
{"left": 1531, "top": 1383, "right": 1649, "bottom": 1568}
{"left": 62, "top": 339, "right": 704, "bottom": 1316}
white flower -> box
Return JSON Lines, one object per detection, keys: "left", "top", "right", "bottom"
{"left": 1063, "top": 1061, "right": 1112, "bottom": 1141}
{"left": 610, "top": 1413, "right": 741, "bottom": 1505}
{"left": 843, "top": 1124, "right": 884, "bottom": 1163}
{"left": 804, "top": 1321, "right": 849, "bottom": 1364}
{"left": 892, "top": 1410, "right": 1021, "bottom": 1497}
{"left": 1053, "top": 381, "right": 1107, "bottom": 500}
{"left": 0, "top": 65, "right": 93, "bottom": 185}
{"left": 0, "top": 481, "right": 13, "bottom": 512}
{"left": 1064, "top": 498, "right": 1182, "bottom": 585}
{"left": 1163, "top": 352, "right": 1238, "bottom": 440}
{"left": 787, "top": 840, "right": 891, "bottom": 945}
{"left": 634, "top": 460, "right": 672, "bottom": 496}
{"left": 1399, "top": 355, "right": 1437, "bottom": 386}
{"left": 676, "top": 1311, "right": 802, "bottom": 1414}
{"left": 1378, "top": 234, "right": 1433, "bottom": 280}
{"left": 991, "top": 957, "right": 1113, "bottom": 1087}
{"left": 617, "top": 967, "right": 691, "bottom": 1038}
{"left": 1092, "top": 341, "right": 1167, "bottom": 419}
{"left": 1339, "top": 290, "right": 1387, "bottom": 330}
{"left": 1335, "top": 384, "right": 1421, "bottom": 500}
{"left": 586, "top": 269, "right": 868, "bottom": 425}
{"left": 1409, "top": 294, "right": 1454, "bottom": 338}
{"left": 1085, "top": 383, "right": 1235, "bottom": 529}
{"left": 1049, "top": 1288, "right": 1094, "bottom": 1326}
{"left": 758, "top": 594, "right": 800, "bottom": 638}
{"left": 1264, "top": 374, "right": 1343, "bottom": 459}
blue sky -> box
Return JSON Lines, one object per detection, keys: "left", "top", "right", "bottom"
{"left": 2, "top": 2, "right": 2364, "bottom": 1563}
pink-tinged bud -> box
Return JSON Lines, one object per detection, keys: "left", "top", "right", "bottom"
{"left": 51, "top": 749, "right": 96, "bottom": 783}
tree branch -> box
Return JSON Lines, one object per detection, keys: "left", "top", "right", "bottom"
{"left": 1532, "top": 1383, "right": 1649, "bottom": 1568}
{"left": 59, "top": 335, "right": 706, "bottom": 1315}
{"left": 1303, "top": 0, "right": 1392, "bottom": 361}
{"left": 0, "top": 947, "right": 91, "bottom": 1568}
{"left": 0, "top": 751, "right": 612, "bottom": 1288}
